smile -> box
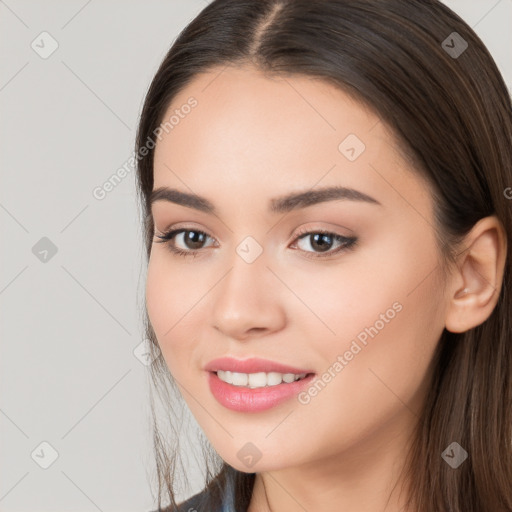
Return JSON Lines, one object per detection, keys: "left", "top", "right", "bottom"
{"left": 216, "top": 370, "right": 308, "bottom": 388}
{"left": 207, "top": 371, "right": 316, "bottom": 412}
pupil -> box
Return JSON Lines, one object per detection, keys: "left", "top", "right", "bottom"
{"left": 311, "top": 233, "right": 332, "bottom": 252}
{"left": 186, "top": 231, "right": 205, "bottom": 249}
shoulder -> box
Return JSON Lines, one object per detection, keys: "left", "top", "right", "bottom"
{"left": 147, "top": 487, "right": 218, "bottom": 512}
{"left": 175, "top": 488, "right": 211, "bottom": 511}
{"left": 147, "top": 465, "right": 252, "bottom": 512}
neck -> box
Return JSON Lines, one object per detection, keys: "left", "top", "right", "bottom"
{"left": 247, "top": 410, "right": 417, "bottom": 512}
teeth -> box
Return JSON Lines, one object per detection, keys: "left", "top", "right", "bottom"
{"left": 248, "top": 372, "right": 266, "bottom": 388}
{"left": 267, "top": 372, "right": 283, "bottom": 386}
{"left": 231, "top": 372, "right": 248, "bottom": 386}
{"left": 216, "top": 370, "right": 307, "bottom": 388}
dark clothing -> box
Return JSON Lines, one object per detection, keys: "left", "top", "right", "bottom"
{"left": 149, "top": 488, "right": 224, "bottom": 512}
{"left": 175, "top": 488, "right": 221, "bottom": 511}
{"left": 150, "top": 467, "right": 254, "bottom": 512}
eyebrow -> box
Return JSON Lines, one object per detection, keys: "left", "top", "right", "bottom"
{"left": 149, "top": 185, "right": 382, "bottom": 215}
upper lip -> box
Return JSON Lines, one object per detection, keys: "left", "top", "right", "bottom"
{"left": 204, "top": 357, "right": 314, "bottom": 375}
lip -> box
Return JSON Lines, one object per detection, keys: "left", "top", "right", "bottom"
{"left": 204, "top": 357, "right": 316, "bottom": 413}
{"left": 207, "top": 372, "right": 316, "bottom": 412}
{"left": 204, "top": 356, "right": 314, "bottom": 374}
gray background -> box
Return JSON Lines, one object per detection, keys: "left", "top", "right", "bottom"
{"left": 0, "top": 1, "right": 510, "bottom": 511}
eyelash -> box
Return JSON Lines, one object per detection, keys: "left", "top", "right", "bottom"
{"left": 153, "top": 226, "right": 358, "bottom": 260}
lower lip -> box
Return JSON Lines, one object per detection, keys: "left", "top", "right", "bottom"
{"left": 207, "top": 371, "right": 316, "bottom": 412}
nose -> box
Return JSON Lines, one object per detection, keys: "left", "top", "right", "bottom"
{"left": 211, "top": 250, "right": 287, "bottom": 341}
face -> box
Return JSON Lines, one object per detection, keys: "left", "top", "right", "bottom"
{"left": 146, "top": 64, "right": 449, "bottom": 474}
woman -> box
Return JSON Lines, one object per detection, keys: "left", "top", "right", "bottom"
{"left": 135, "top": 0, "right": 512, "bottom": 510}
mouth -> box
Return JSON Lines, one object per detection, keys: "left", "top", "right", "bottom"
{"left": 205, "top": 361, "right": 316, "bottom": 412}
{"left": 204, "top": 357, "right": 316, "bottom": 412}
{"left": 213, "top": 370, "right": 313, "bottom": 389}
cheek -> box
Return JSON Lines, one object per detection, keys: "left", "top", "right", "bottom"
{"left": 280, "top": 251, "right": 443, "bottom": 464}
{"left": 279, "top": 240, "right": 406, "bottom": 344}
{"left": 145, "top": 255, "right": 198, "bottom": 373}
{"left": 145, "top": 256, "right": 172, "bottom": 336}
{"left": 310, "top": 230, "right": 443, "bottom": 411}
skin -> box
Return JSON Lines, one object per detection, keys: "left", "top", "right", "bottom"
{"left": 146, "top": 64, "right": 507, "bottom": 512}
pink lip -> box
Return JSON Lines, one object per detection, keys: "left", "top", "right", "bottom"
{"left": 204, "top": 356, "right": 313, "bottom": 374}
{"left": 204, "top": 357, "right": 316, "bottom": 412}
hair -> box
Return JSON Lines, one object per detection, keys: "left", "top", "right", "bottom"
{"left": 134, "top": 1, "right": 512, "bottom": 510}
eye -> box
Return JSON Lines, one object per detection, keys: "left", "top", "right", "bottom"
{"left": 154, "top": 228, "right": 215, "bottom": 258}
{"left": 153, "top": 227, "right": 358, "bottom": 259}
{"left": 290, "top": 228, "right": 358, "bottom": 259}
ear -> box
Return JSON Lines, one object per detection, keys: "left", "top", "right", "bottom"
{"left": 444, "top": 215, "right": 508, "bottom": 333}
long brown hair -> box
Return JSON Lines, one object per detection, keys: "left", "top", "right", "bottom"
{"left": 135, "top": 1, "right": 512, "bottom": 510}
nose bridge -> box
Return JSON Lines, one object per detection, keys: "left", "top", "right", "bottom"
{"left": 217, "top": 238, "right": 269, "bottom": 308}
{"left": 211, "top": 237, "right": 285, "bottom": 338}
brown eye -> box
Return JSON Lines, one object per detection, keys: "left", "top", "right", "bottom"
{"left": 302, "top": 232, "right": 334, "bottom": 252}
{"left": 179, "top": 230, "right": 208, "bottom": 250}
{"left": 292, "top": 230, "right": 358, "bottom": 259}
{"left": 154, "top": 228, "right": 215, "bottom": 257}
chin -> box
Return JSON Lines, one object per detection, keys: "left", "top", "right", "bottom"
{"left": 214, "top": 440, "right": 301, "bottom": 474}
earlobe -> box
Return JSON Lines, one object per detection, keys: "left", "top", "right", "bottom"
{"left": 444, "top": 216, "right": 507, "bottom": 334}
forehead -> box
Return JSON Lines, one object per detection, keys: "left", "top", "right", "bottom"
{"left": 151, "top": 65, "right": 431, "bottom": 219}
{"left": 154, "top": 64, "right": 381, "bottom": 166}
